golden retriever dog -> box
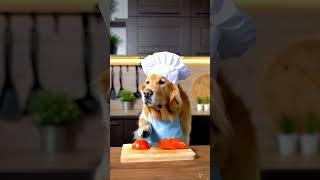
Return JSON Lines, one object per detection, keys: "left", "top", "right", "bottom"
{"left": 135, "top": 74, "right": 192, "bottom": 144}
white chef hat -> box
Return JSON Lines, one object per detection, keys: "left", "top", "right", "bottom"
{"left": 141, "top": 51, "right": 190, "bottom": 85}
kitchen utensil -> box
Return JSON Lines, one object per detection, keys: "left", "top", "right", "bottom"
{"left": 120, "top": 144, "right": 196, "bottom": 163}
{"left": 24, "top": 13, "right": 44, "bottom": 114}
{"left": 191, "top": 73, "right": 210, "bottom": 102}
{"left": 117, "top": 65, "right": 123, "bottom": 97}
{"left": 76, "top": 13, "right": 99, "bottom": 113}
{"left": 0, "top": 13, "right": 20, "bottom": 120}
{"left": 134, "top": 66, "right": 141, "bottom": 98}
{"left": 53, "top": 12, "right": 59, "bottom": 33}
{"left": 110, "top": 66, "right": 117, "bottom": 100}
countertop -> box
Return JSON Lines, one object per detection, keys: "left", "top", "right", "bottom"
{"left": 111, "top": 109, "right": 210, "bottom": 117}
{"left": 110, "top": 145, "right": 210, "bottom": 180}
{"left": 0, "top": 150, "right": 102, "bottom": 172}
{"left": 260, "top": 151, "right": 320, "bottom": 170}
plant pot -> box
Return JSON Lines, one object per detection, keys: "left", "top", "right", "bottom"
{"left": 204, "top": 104, "right": 210, "bottom": 112}
{"left": 38, "top": 126, "right": 67, "bottom": 159}
{"left": 196, "top": 104, "right": 203, "bottom": 111}
{"left": 300, "top": 134, "right": 318, "bottom": 158}
{"left": 122, "top": 101, "right": 134, "bottom": 111}
{"left": 278, "top": 133, "right": 297, "bottom": 158}
{"left": 110, "top": 44, "right": 118, "bottom": 54}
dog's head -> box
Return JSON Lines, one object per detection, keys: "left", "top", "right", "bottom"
{"left": 140, "top": 74, "right": 183, "bottom": 112}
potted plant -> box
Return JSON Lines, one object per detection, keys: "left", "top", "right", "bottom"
{"left": 204, "top": 96, "right": 210, "bottom": 112}
{"left": 300, "top": 112, "right": 318, "bottom": 158}
{"left": 110, "top": 32, "right": 121, "bottom": 55}
{"left": 278, "top": 113, "right": 297, "bottom": 158}
{"left": 119, "top": 89, "right": 136, "bottom": 111}
{"left": 196, "top": 97, "right": 203, "bottom": 111}
{"left": 29, "top": 91, "right": 80, "bottom": 158}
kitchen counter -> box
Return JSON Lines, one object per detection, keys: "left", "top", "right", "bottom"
{"left": 110, "top": 145, "right": 210, "bottom": 180}
{"left": 0, "top": 150, "right": 102, "bottom": 172}
{"left": 260, "top": 151, "right": 320, "bottom": 170}
{"left": 111, "top": 109, "right": 210, "bottom": 117}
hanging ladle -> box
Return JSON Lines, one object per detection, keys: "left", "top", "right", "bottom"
{"left": 117, "top": 65, "right": 124, "bottom": 97}
{"left": 24, "top": 13, "right": 44, "bottom": 114}
{"left": 110, "top": 66, "right": 117, "bottom": 100}
{"left": 134, "top": 66, "right": 141, "bottom": 98}
{"left": 75, "top": 13, "right": 99, "bottom": 113}
{"left": 0, "top": 13, "right": 20, "bottom": 120}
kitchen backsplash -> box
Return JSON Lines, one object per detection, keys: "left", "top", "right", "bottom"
{"left": 110, "top": 64, "right": 210, "bottom": 110}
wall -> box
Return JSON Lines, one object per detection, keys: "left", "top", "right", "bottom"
{"left": 0, "top": 14, "right": 107, "bottom": 151}
{"left": 110, "top": 64, "right": 210, "bottom": 110}
{"left": 218, "top": 8, "right": 320, "bottom": 154}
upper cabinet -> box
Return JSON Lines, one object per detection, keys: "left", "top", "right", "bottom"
{"left": 191, "top": 0, "right": 210, "bottom": 17}
{"left": 136, "top": 17, "right": 189, "bottom": 55}
{"left": 137, "top": 0, "right": 186, "bottom": 16}
{"left": 111, "top": 0, "right": 128, "bottom": 21}
{"left": 191, "top": 18, "right": 210, "bottom": 55}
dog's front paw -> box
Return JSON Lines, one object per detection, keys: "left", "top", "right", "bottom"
{"left": 135, "top": 124, "right": 152, "bottom": 139}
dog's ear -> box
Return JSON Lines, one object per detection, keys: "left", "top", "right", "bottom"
{"left": 169, "top": 85, "right": 183, "bottom": 112}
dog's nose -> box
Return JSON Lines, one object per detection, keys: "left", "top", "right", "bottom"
{"left": 143, "top": 89, "right": 153, "bottom": 98}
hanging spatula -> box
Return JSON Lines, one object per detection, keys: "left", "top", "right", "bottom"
{"left": 0, "top": 13, "right": 20, "bottom": 120}
{"left": 134, "top": 66, "right": 141, "bottom": 98}
{"left": 24, "top": 13, "right": 44, "bottom": 114}
{"left": 110, "top": 66, "right": 117, "bottom": 99}
{"left": 75, "top": 13, "right": 99, "bottom": 113}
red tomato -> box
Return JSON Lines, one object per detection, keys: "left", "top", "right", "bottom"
{"left": 158, "top": 138, "right": 189, "bottom": 149}
{"left": 132, "top": 139, "right": 150, "bottom": 150}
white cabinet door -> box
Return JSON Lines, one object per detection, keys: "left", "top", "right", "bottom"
{"left": 191, "top": 18, "right": 210, "bottom": 55}
{"left": 111, "top": 0, "right": 128, "bottom": 20}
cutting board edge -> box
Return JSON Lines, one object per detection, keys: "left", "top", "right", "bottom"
{"left": 120, "top": 144, "right": 197, "bottom": 163}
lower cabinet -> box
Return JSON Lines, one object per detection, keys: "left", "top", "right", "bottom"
{"left": 110, "top": 116, "right": 210, "bottom": 147}
{"left": 110, "top": 120, "right": 124, "bottom": 147}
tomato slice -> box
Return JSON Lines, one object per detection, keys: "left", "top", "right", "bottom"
{"left": 158, "top": 138, "right": 189, "bottom": 149}
{"left": 132, "top": 139, "right": 150, "bottom": 150}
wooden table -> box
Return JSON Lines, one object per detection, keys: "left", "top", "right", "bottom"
{"left": 110, "top": 145, "right": 210, "bottom": 180}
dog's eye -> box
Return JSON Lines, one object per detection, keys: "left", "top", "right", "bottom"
{"left": 146, "top": 81, "right": 149, "bottom": 84}
{"left": 159, "top": 80, "right": 165, "bottom": 84}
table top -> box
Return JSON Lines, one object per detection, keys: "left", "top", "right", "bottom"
{"left": 260, "top": 151, "right": 320, "bottom": 170}
{"left": 110, "top": 145, "right": 210, "bottom": 180}
{"left": 0, "top": 150, "right": 102, "bottom": 172}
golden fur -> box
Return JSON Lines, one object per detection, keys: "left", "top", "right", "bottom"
{"left": 137, "top": 74, "right": 192, "bottom": 144}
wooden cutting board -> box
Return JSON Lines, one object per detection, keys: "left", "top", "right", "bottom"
{"left": 120, "top": 144, "right": 196, "bottom": 163}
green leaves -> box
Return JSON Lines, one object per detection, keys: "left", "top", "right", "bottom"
{"left": 196, "top": 96, "right": 202, "bottom": 104}
{"left": 205, "top": 96, "right": 210, "bottom": 104}
{"left": 110, "top": 32, "right": 121, "bottom": 46}
{"left": 118, "top": 89, "right": 136, "bottom": 102}
{"left": 280, "top": 113, "right": 294, "bottom": 134}
{"left": 29, "top": 91, "right": 80, "bottom": 127}
{"left": 305, "top": 112, "right": 318, "bottom": 134}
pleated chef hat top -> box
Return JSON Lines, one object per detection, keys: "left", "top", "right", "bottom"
{"left": 141, "top": 51, "right": 190, "bottom": 85}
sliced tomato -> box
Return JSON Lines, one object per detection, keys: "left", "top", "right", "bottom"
{"left": 132, "top": 139, "right": 150, "bottom": 150}
{"left": 158, "top": 138, "right": 189, "bottom": 149}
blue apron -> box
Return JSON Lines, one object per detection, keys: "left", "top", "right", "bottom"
{"left": 145, "top": 113, "right": 184, "bottom": 144}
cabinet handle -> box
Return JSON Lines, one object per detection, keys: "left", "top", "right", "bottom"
{"left": 195, "top": 52, "right": 210, "bottom": 55}
{"left": 195, "top": 12, "right": 209, "bottom": 15}
{"left": 139, "top": 12, "right": 180, "bottom": 15}
{"left": 110, "top": 121, "right": 120, "bottom": 126}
